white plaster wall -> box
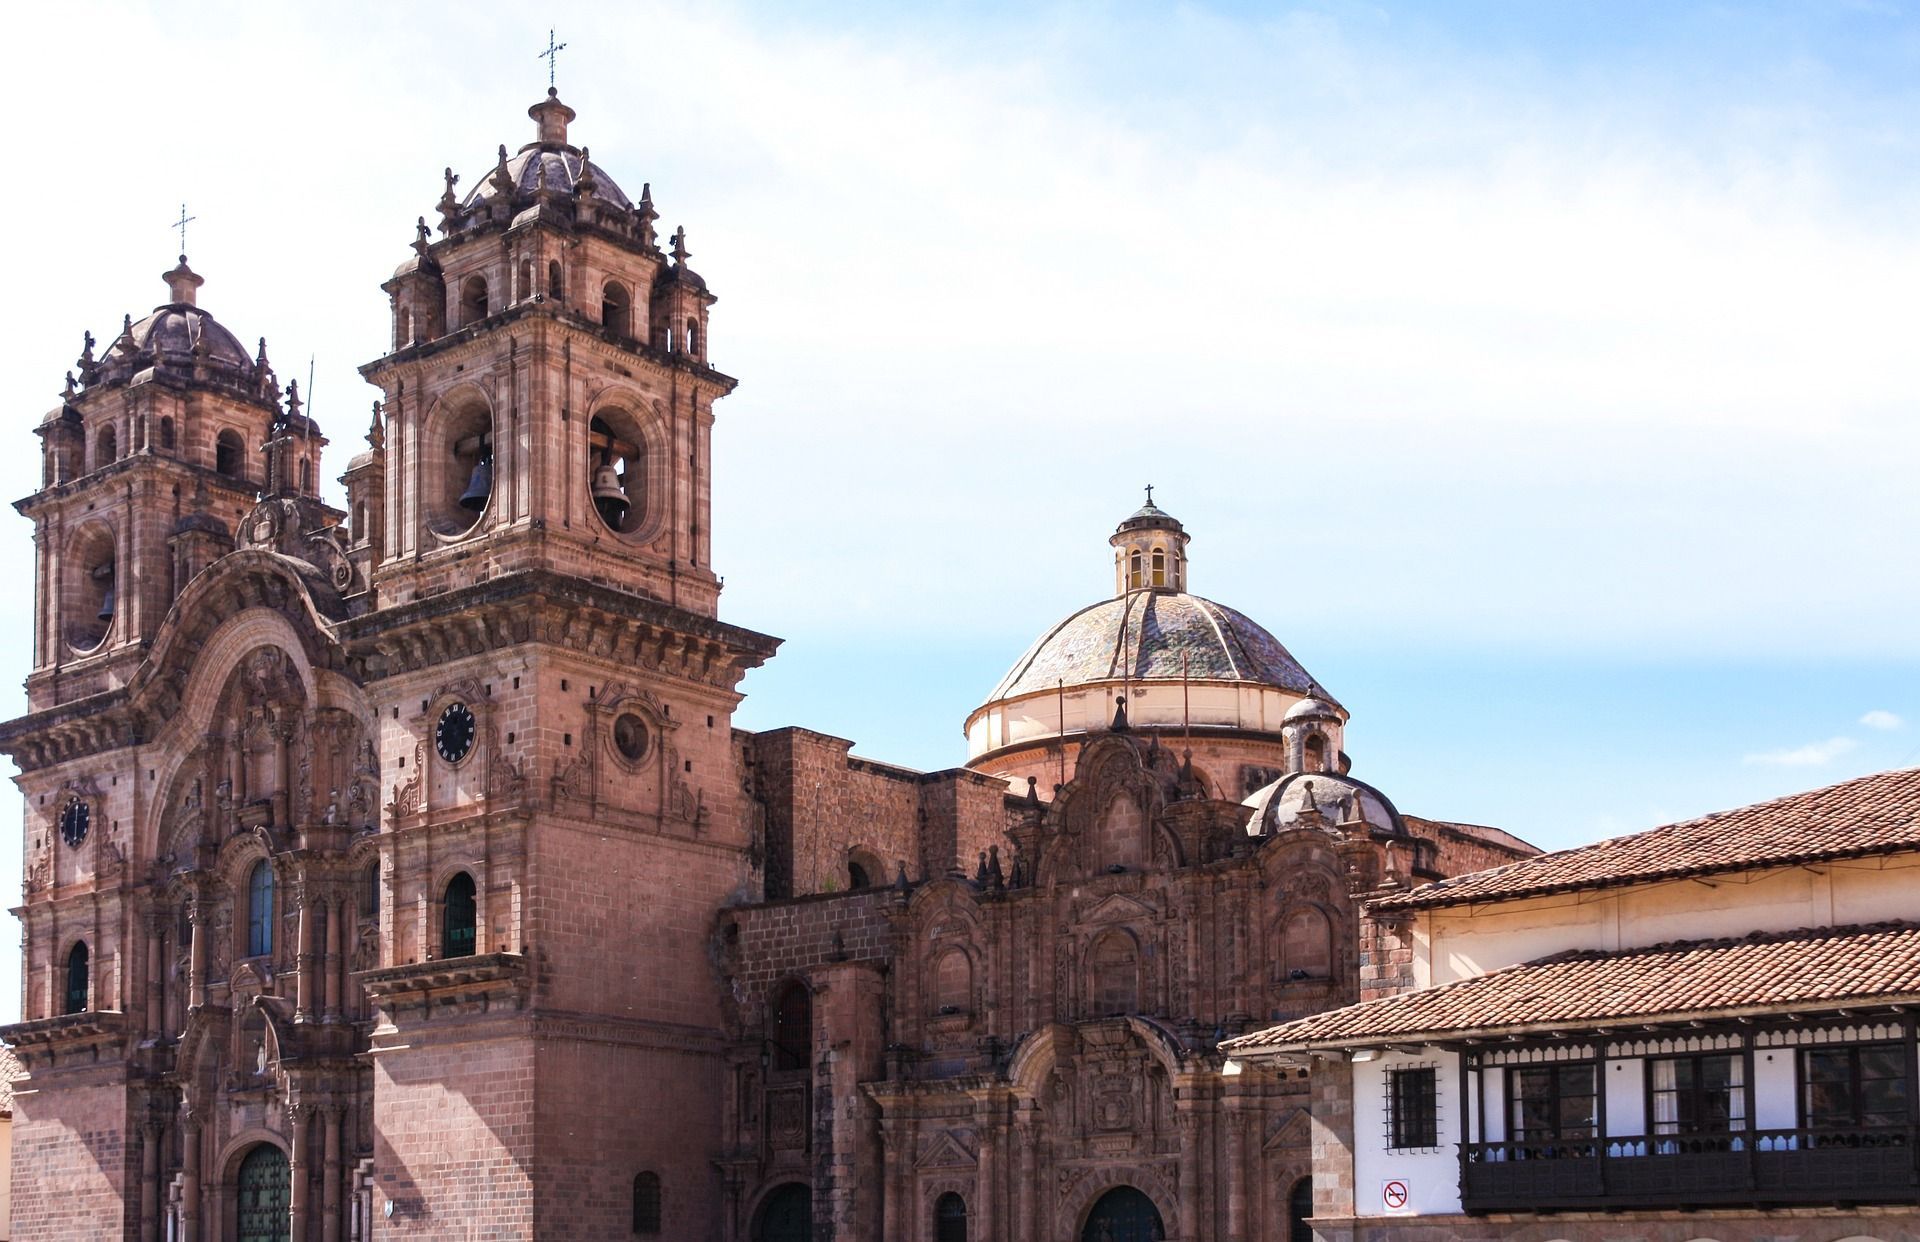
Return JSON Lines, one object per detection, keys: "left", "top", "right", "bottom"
{"left": 1351, "top": 1049, "right": 1464, "bottom": 1217}
{"left": 1422, "top": 854, "right": 1920, "bottom": 987}
{"left": 965, "top": 682, "right": 1303, "bottom": 757}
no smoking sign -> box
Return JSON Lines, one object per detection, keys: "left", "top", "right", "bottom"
{"left": 1381, "top": 1179, "right": 1411, "bottom": 1213}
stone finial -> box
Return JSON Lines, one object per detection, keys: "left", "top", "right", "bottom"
{"left": 671, "top": 225, "right": 690, "bottom": 265}
{"left": 987, "top": 845, "right": 1005, "bottom": 891}
{"left": 78, "top": 330, "right": 96, "bottom": 368}
{"left": 413, "top": 217, "right": 431, "bottom": 255}
{"left": 367, "top": 400, "right": 385, "bottom": 451}
{"left": 636, "top": 182, "right": 659, "bottom": 248}
{"left": 1112, "top": 695, "right": 1130, "bottom": 732}
{"left": 575, "top": 147, "right": 598, "bottom": 200}
{"left": 163, "top": 255, "right": 204, "bottom": 306}
{"left": 491, "top": 144, "right": 515, "bottom": 197}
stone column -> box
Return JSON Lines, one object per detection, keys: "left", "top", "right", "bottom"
{"left": 289, "top": 1104, "right": 312, "bottom": 1242}
{"left": 1176, "top": 1108, "right": 1202, "bottom": 1242}
{"left": 1014, "top": 1115, "right": 1039, "bottom": 1242}
{"left": 879, "top": 1119, "right": 908, "bottom": 1242}
{"left": 1225, "top": 1100, "right": 1247, "bottom": 1242}
{"left": 973, "top": 1095, "right": 999, "bottom": 1238}
{"left": 323, "top": 1105, "right": 344, "bottom": 1242}
{"left": 188, "top": 897, "right": 206, "bottom": 1009}
{"left": 181, "top": 1111, "right": 202, "bottom": 1242}
{"left": 140, "top": 1119, "right": 162, "bottom": 1242}
{"left": 294, "top": 886, "right": 314, "bottom": 1020}
{"left": 143, "top": 912, "right": 162, "bottom": 1034}
{"left": 324, "top": 896, "right": 344, "bottom": 1022}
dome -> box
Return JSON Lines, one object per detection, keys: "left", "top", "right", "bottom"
{"left": 1243, "top": 771, "right": 1404, "bottom": 837}
{"left": 461, "top": 146, "right": 634, "bottom": 216}
{"left": 1284, "top": 696, "right": 1344, "bottom": 724}
{"left": 115, "top": 304, "right": 253, "bottom": 370}
{"left": 1116, "top": 497, "right": 1183, "bottom": 535}
{"left": 986, "top": 591, "right": 1318, "bottom": 703}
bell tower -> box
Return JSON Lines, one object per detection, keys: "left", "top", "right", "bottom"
{"left": 20, "top": 257, "right": 323, "bottom": 712}
{"left": 350, "top": 90, "right": 778, "bottom": 1238}
{"left": 361, "top": 88, "right": 724, "bottom": 616}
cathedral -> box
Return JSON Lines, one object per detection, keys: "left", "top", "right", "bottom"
{"left": 0, "top": 89, "right": 1534, "bottom": 1241}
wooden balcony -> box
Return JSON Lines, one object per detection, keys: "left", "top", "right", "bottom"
{"left": 1462, "top": 1126, "right": 1920, "bottom": 1211}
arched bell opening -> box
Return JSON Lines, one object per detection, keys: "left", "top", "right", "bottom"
{"left": 587, "top": 411, "right": 650, "bottom": 537}
{"left": 426, "top": 401, "right": 494, "bottom": 537}
{"left": 1080, "top": 1186, "right": 1165, "bottom": 1242}
{"left": 65, "top": 523, "right": 117, "bottom": 653}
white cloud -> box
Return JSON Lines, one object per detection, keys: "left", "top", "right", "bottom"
{"left": 1743, "top": 737, "right": 1858, "bottom": 767}
{"left": 1860, "top": 710, "right": 1903, "bottom": 730}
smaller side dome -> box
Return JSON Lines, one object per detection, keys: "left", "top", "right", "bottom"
{"left": 1244, "top": 771, "right": 1404, "bottom": 838}
{"left": 1284, "top": 696, "right": 1344, "bottom": 724}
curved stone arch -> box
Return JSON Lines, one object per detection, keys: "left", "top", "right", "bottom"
{"left": 1007, "top": 1024, "right": 1068, "bottom": 1097}
{"left": 1830, "top": 1236, "right": 1892, "bottom": 1242}
{"left": 925, "top": 942, "right": 978, "bottom": 1016}
{"left": 135, "top": 550, "right": 344, "bottom": 718}
{"left": 581, "top": 385, "right": 672, "bottom": 542}
{"left": 418, "top": 379, "right": 499, "bottom": 527}
{"left": 1083, "top": 925, "right": 1144, "bottom": 1017}
{"left": 1120, "top": 1015, "right": 1198, "bottom": 1081}
{"left": 1056, "top": 1169, "right": 1178, "bottom": 1241}
{"left": 740, "top": 1178, "right": 812, "bottom": 1240}
{"left": 214, "top": 1129, "right": 290, "bottom": 1193}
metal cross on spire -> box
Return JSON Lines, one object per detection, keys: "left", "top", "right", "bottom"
{"left": 173, "top": 203, "right": 197, "bottom": 255}
{"left": 538, "top": 29, "right": 567, "bottom": 90}
{"left": 1144, "top": 483, "right": 1155, "bottom": 505}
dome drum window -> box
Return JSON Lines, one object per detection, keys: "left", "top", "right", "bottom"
{"left": 612, "top": 712, "right": 651, "bottom": 764}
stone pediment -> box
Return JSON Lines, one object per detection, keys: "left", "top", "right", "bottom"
{"left": 1263, "top": 1106, "right": 1310, "bottom": 1153}
{"left": 1075, "top": 892, "right": 1156, "bottom": 927}
{"left": 915, "top": 1129, "right": 977, "bottom": 1169}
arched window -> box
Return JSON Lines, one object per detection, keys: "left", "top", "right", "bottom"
{"left": 1128, "top": 550, "right": 1142, "bottom": 589}
{"left": 247, "top": 860, "right": 274, "bottom": 957}
{"left": 97, "top": 426, "right": 118, "bottom": 469}
{"left": 360, "top": 861, "right": 381, "bottom": 920}
{"left": 397, "top": 307, "right": 413, "bottom": 348}
{"left": 548, "top": 260, "right": 565, "bottom": 303}
{"left": 64, "top": 941, "right": 89, "bottom": 1014}
{"left": 1151, "top": 547, "right": 1166, "bottom": 587}
{"left": 935, "top": 1192, "right": 968, "bottom": 1242}
{"left": 847, "top": 860, "right": 870, "bottom": 889}
{"left": 602, "top": 281, "right": 631, "bottom": 337}
{"left": 442, "top": 872, "right": 477, "bottom": 958}
{"left": 769, "top": 979, "right": 811, "bottom": 1072}
{"left": 299, "top": 458, "right": 312, "bottom": 493}
{"left": 353, "top": 502, "right": 368, "bottom": 544}
{"left": 1287, "top": 1177, "right": 1314, "bottom": 1242}
{"left": 631, "top": 1170, "right": 662, "bottom": 1235}
{"left": 460, "top": 275, "right": 489, "bottom": 326}
{"left": 216, "top": 429, "right": 244, "bottom": 478}
{"left": 1282, "top": 908, "right": 1332, "bottom": 980}
{"left": 159, "top": 417, "right": 176, "bottom": 451}
{"left": 685, "top": 317, "right": 700, "bottom": 357}
{"left": 518, "top": 260, "right": 533, "bottom": 302}
{"left": 1303, "top": 733, "right": 1327, "bottom": 773}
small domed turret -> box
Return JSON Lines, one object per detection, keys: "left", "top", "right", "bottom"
{"left": 1110, "top": 486, "right": 1190, "bottom": 594}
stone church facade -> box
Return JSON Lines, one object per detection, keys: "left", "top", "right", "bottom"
{"left": 0, "top": 90, "right": 1533, "bottom": 1241}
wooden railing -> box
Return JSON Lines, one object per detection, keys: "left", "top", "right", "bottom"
{"left": 1462, "top": 1126, "right": 1918, "bottom": 1211}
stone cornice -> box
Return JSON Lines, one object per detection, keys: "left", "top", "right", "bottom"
{"left": 339, "top": 568, "right": 779, "bottom": 687}
{"left": 1, "top": 1010, "right": 133, "bottom": 1070}
{"left": 359, "top": 302, "right": 736, "bottom": 395}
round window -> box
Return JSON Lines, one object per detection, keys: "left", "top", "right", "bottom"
{"left": 613, "top": 713, "right": 650, "bottom": 763}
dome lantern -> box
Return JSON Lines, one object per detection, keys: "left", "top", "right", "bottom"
{"left": 1109, "top": 485, "right": 1190, "bottom": 595}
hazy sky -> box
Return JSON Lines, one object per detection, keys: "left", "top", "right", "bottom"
{"left": 4, "top": 2, "right": 1920, "bottom": 1018}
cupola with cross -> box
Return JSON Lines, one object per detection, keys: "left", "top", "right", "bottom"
{"left": 1111, "top": 484, "right": 1190, "bottom": 593}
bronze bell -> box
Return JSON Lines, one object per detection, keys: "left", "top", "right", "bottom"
{"left": 97, "top": 581, "right": 115, "bottom": 623}
{"left": 458, "top": 453, "right": 493, "bottom": 512}
{"left": 591, "top": 454, "right": 628, "bottom": 526}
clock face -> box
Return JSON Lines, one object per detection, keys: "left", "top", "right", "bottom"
{"left": 435, "top": 702, "right": 477, "bottom": 765}
{"left": 59, "top": 798, "right": 89, "bottom": 847}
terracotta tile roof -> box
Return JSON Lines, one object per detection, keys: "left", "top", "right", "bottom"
{"left": 1373, "top": 766, "right": 1920, "bottom": 911}
{"left": 0, "top": 1044, "right": 17, "bottom": 1114}
{"left": 1222, "top": 922, "right": 1920, "bottom": 1054}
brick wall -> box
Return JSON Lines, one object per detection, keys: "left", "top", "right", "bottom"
{"left": 8, "top": 1067, "right": 132, "bottom": 1241}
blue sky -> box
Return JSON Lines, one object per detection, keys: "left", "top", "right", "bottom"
{"left": 4, "top": 1, "right": 1920, "bottom": 1016}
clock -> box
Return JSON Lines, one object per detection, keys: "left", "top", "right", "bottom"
{"left": 59, "top": 797, "right": 89, "bottom": 847}
{"left": 435, "top": 702, "right": 477, "bottom": 765}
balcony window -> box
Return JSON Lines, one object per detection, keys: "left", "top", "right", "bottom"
{"left": 1803, "top": 1042, "right": 1909, "bottom": 1133}
{"left": 1650, "top": 1053, "right": 1745, "bottom": 1146}
{"left": 1510, "top": 1063, "right": 1596, "bottom": 1146}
